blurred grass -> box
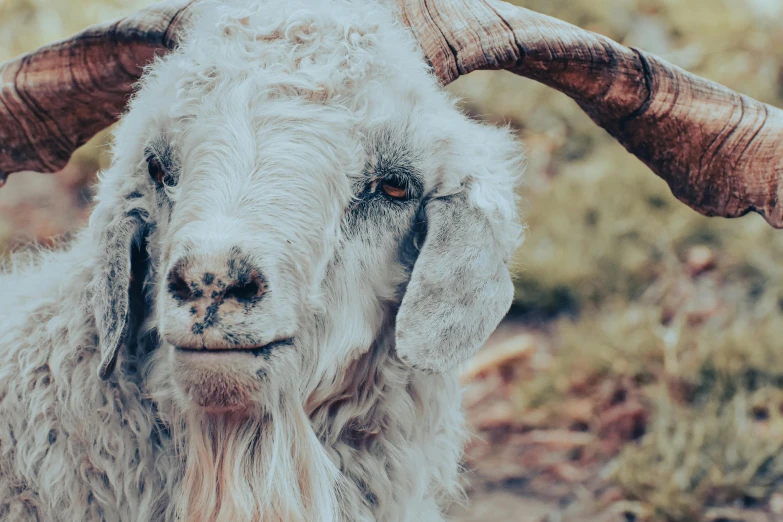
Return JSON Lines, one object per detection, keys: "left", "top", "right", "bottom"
{"left": 5, "top": 0, "right": 783, "bottom": 519}
{"left": 447, "top": 0, "right": 783, "bottom": 519}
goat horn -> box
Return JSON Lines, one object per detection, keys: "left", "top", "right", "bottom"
{"left": 0, "top": 0, "right": 193, "bottom": 183}
{"left": 400, "top": 0, "right": 783, "bottom": 227}
{"left": 3, "top": 0, "right": 783, "bottom": 228}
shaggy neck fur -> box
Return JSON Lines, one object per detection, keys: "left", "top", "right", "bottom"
{"left": 157, "top": 401, "right": 344, "bottom": 522}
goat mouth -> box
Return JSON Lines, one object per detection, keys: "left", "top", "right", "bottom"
{"left": 175, "top": 338, "right": 294, "bottom": 358}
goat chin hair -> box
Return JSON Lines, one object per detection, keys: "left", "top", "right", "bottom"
{"left": 165, "top": 399, "right": 346, "bottom": 522}
{"left": 144, "top": 350, "right": 347, "bottom": 522}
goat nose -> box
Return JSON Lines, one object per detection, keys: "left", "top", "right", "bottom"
{"left": 166, "top": 257, "right": 266, "bottom": 303}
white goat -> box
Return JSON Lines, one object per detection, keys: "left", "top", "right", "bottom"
{"left": 0, "top": 0, "right": 524, "bottom": 520}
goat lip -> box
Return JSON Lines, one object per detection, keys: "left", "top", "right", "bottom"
{"left": 175, "top": 338, "right": 294, "bottom": 357}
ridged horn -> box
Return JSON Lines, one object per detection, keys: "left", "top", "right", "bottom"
{"left": 0, "top": 0, "right": 193, "bottom": 181}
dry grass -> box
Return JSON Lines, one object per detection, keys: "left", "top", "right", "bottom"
{"left": 614, "top": 389, "right": 783, "bottom": 521}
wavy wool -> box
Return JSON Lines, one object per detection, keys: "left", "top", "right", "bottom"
{"left": 0, "top": 0, "right": 525, "bottom": 521}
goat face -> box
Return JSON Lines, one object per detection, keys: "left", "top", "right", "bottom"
{"left": 84, "top": 1, "right": 524, "bottom": 416}
{"left": 148, "top": 99, "right": 361, "bottom": 413}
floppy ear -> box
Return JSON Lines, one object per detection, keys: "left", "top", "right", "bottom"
{"left": 89, "top": 194, "right": 150, "bottom": 380}
{"left": 395, "top": 190, "right": 515, "bottom": 373}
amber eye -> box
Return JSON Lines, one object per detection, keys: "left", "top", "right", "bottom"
{"left": 380, "top": 179, "right": 408, "bottom": 199}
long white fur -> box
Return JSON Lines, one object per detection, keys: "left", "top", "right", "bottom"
{"left": 0, "top": 0, "right": 524, "bottom": 520}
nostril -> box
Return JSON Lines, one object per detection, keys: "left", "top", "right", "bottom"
{"left": 167, "top": 263, "right": 192, "bottom": 301}
{"left": 224, "top": 271, "right": 265, "bottom": 302}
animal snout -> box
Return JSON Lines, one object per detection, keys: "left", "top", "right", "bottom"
{"left": 166, "top": 250, "right": 266, "bottom": 304}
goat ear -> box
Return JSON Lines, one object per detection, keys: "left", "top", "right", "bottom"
{"left": 89, "top": 198, "right": 148, "bottom": 380}
{"left": 395, "top": 191, "right": 515, "bottom": 373}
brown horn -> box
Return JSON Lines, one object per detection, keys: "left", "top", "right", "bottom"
{"left": 398, "top": 0, "right": 783, "bottom": 228}
{"left": 0, "top": 0, "right": 193, "bottom": 182}
{"left": 3, "top": 0, "right": 783, "bottom": 228}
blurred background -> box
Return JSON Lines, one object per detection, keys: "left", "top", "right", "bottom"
{"left": 4, "top": 0, "right": 783, "bottom": 520}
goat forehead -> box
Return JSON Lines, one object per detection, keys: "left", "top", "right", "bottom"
{"left": 174, "top": 94, "right": 357, "bottom": 172}
{"left": 179, "top": 0, "right": 399, "bottom": 89}
{"left": 152, "top": 0, "right": 424, "bottom": 135}
{"left": 168, "top": 85, "right": 438, "bottom": 191}
{"left": 161, "top": 110, "right": 361, "bottom": 240}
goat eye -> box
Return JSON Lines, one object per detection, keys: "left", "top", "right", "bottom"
{"left": 147, "top": 156, "right": 170, "bottom": 186}
{"left": 380, "top": 179, "right": 408, "bottom": 200}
